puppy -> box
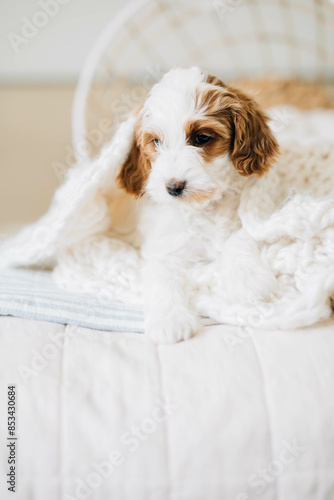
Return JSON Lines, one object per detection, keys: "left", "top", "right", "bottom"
{"left": 117, "top": 67, "right": 279, "bottom": 344}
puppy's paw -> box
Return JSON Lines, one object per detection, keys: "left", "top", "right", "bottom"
{"left": 146, "top": 307, "right": 198, "bottom": 344}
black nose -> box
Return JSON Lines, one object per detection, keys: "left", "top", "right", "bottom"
{"left": 166, "top": 179, "right": 186, "bottom": 197}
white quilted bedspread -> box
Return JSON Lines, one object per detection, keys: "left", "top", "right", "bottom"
{"left": 1, "top": 316, "right": 334, "bottom": 500}
{"left": 1, "top": 107, "right": 334, "bottom": 499}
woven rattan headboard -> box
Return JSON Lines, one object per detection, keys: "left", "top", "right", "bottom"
{"left": 72, "top": 0, "right": 334, "bottom": 160}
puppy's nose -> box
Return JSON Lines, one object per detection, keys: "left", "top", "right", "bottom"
{"left": 166, "top": 178, "right": 186, "bottom": 197}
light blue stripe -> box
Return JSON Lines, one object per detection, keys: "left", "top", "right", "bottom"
{"left": 0, "top": 280, "right": 143, "bottom": 309}
{"left": 0, "top": 268, "right": 144, "bottom": 333}
{"left": 0, "top": 282, "right": 83, "bottom": 296}
{"left": 0, "top": 277, "right": 95, "bottom": 294}
{"left": 0, "top": 272, "right": 58, "bottom": 286}
{"left": 0, "top": 286, "right": 116, "bottom": 303}
{"left": 0, "top": 290, "right": 143, "bottom": 314}
{"left": 0, "top": 307, "right": 144, "bottom": 333}
{"left": 0, "top": 273, "right": 112, "bottom": 294}
{"left": 1, "top": 297, "right": 144, "bottom": 320}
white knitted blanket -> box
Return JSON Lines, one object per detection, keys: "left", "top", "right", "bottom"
{"left": 1, "top": 108, "right": 334, "bottom": 330}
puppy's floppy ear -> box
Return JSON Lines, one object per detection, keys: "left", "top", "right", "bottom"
{"left": 206, "top": 74, "right": 279, "bottom": 176}
{"left": 117, "top": 110, "right": 150, "bottom": 197}
{"left": 228, "top": 86, "right": 279, "bottom": 176}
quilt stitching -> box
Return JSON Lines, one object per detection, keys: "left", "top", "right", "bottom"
{"left": 249, "top": 332, "right": 279, "bottom": 500}
{"left": 157, "top": 346, "right": 173, "bottom": 500}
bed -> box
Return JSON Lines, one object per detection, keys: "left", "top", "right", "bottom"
{"left": 1, "top": 109, "right": 334, "bottom": 496}
{"left": 1, "top": 1, "right": 334, "bottom": 498}
{"left": 1, "top": 308, "right": 334, "bottom": 499}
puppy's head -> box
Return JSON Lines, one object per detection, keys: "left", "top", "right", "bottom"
{"left": 118, "top": 67, "right": 279, "bottom": 204}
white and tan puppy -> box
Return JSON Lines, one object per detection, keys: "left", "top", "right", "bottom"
{"left": 118, "top": 67, "right": 279, "bottom": 344}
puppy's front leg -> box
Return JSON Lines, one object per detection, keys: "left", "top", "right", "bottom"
{"left": 143, "top": 255, "right": 198, "bottom": 345}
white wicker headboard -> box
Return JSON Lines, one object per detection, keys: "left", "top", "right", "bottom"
{"left": 72, "top": 0, "right": 334, "bottom": 160}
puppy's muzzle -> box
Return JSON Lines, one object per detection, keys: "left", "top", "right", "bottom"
{"left": 166, "top": 178, "right": 186, "bottom": 197}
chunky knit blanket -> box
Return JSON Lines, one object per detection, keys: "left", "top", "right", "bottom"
{"left": 1, "top": 108, "right": 334, "bottom": 330}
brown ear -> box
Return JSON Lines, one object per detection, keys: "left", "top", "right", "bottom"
{"left": 117, "top": 131, "right": 150, "bottom": 197}
{"left": 228, "top": 86, "right": 279, "bottom": 176}
{"left": 206, "top": 74, "right": 279, "bottom": 176}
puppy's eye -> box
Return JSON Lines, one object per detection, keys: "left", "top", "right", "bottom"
{"left": 153, "top": 138, "right": 161, "bottom": 147}
{"left": 194, "top": 134, "right": 212, "bottom": 146}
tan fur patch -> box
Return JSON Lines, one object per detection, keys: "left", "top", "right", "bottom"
{"left": 117, "top": 114, "right": 151, "bottom": 197}
{"left": 195, "top": 73, "right": 280, "bottom": 176}
{"left": 183, "top": 187, "right": 218, "bottom": 203}
{"left": 185, "top": 118, "right": 231, "bottom": 162}
{"left": 140, "top": 131, "right": 162, "bottom": 162}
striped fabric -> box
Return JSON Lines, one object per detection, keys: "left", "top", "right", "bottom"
{"left": 0, "top": 268, "right": 144, "bottom": 332}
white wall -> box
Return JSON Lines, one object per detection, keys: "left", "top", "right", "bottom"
{"left": 0, "top": 0, "right": 126, "bottom": 84}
